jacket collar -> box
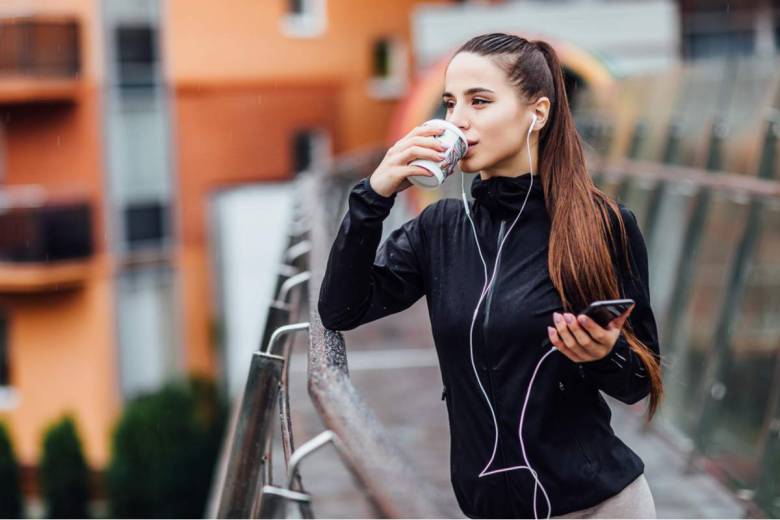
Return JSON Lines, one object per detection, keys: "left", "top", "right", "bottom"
{"left": 470, "top": 172, "right": 547, "bottom": 220}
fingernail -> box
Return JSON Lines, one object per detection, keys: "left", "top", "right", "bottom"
{"left": 578, "top": 315, "right": 587, "bottom": 325}
{"left": 564, "top": 313, "right": 574, "bottom": 325}
{"left": 547, "top": 326, "right": 556, "bottom": 337}
{"left": 438, "top": 153, "right": 446, "bottom": 159}
{"left": 553, "top": 312, "right": 562, "bottom": 324}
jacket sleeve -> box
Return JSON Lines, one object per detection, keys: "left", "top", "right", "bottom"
{"left": 580, "top": 205, "right": 660, "bottom": 405}
{"left": 317, "top": 176, "right": 427, "bottom": 331}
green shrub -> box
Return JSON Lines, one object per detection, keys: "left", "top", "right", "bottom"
{"left": 39, "top": 415, "right": 90, "bottom": 518}
{"left": 0, "top": 420, "right": 24, "bottom": 518}
{"left": 106, "top": 374, "right": 227, "bottom": 518}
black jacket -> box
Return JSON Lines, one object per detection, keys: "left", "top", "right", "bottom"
{"left": 318, "top": 173, "right": 660, "bottom": 518}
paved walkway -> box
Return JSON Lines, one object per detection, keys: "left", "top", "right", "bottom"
{"left": 280, "top": 298, "right": 748, "bottom": 518}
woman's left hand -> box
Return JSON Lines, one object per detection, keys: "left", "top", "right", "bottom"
{"left": 547, "top": 305, "right": 635, "bottom": 363}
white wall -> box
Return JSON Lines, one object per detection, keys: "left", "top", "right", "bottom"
{"left": 210, "top": 182, "right": 294, "bottom": 398}
{"left": 116, "top": 267, "right": 180, "bottom": 399}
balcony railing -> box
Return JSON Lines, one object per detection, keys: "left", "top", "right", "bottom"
{"left": 0, "top": 186, "right": 93, "bottom": 293}
{"left": 0, "top": 16, "right": 81, "bottom": 104}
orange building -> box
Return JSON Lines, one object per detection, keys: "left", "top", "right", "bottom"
{"left": 0, "top": 0, "right": 450, "bottom": 494}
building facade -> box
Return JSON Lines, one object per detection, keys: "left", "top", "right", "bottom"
{"left": 0, "top": 0, "right": 448, "bottom": 491}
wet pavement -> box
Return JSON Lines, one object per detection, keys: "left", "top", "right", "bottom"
{"left": 279, "top": 298, "right": 748, "bottom": 518}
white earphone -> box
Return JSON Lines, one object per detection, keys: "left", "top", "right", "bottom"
{"left": 459, "top": 112, "right": 555, "bottom": 519}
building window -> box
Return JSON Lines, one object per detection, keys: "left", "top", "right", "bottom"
{"left": 774, "top": 15, "right": 780, "bottom": 51}
{"left": 683, "top": 30, "right": 756, "bottom": 60}
{"left": 123, "top": 200, "right": 169, "bottom": 251}
{"left": 367, "top": 37, "right": 408, "bottom": 100}
{"left": 115, "top": 24, "right": 158, "bottom": 88}
{"left": 291, "top": 128, "right": 332, "bottom": 175}
{"left": 0, "top": 312, "right": 8, "bottom": 387}
{"left": 373, "top": 39, "right": 392, "bottom": 78}
{"left": 288, "top": 0, "right": 305, "bottom": 15}
{"left": 679, "top": 6, "right": 762, "bottom": 60}
{"left": 280, "top": 0, "right": 327, "bottom": 38}
{"left": 0, "top": 309, "right": 18, "bottom": 411}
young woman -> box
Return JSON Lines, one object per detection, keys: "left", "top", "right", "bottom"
{"left": 318, "top": 33, "right": 663, "bottom": 519}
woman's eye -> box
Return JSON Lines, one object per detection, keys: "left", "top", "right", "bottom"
{"left": 441, "top": 99, "right": 489, "bottom": 110}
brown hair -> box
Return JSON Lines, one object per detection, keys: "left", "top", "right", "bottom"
{"left": 454, "top": 33, "right": 664, "bottom": 421}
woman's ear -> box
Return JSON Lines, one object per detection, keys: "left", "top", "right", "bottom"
{"left": 533, "top": 96, "right": 551, "bottom": 130}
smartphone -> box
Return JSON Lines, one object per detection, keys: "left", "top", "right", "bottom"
{"left": 579, "top": 299, "right": 635, "bottom": 328}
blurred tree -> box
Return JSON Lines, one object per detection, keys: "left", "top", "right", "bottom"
{"left": 106, "top": 374, "right": 227, "bottom": 518}
{"left": 0, "top": 420, "right": 25, "bottom": 518}
{"left": 39, "top": 415, "right": 90, "bottom": 518}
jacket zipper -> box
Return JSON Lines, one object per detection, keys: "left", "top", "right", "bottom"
{"left": 482, "top": 219, "right": 506, "bottom": 334}
{"left": 481, "top": 219, "right": 507, "bottom": 469}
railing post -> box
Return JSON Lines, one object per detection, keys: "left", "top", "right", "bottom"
{"left": 689, "top": 117, "right": 778, "bottom": 458}
{"left": 214, "top": 323, "right": 310, "bottom": 518}
{"left": 644, "top": 118, "right": 683, "bottom": 254}
{"left": 754, "top": 346, "right": 780, "bottom": 515}
{"left": 215, "top": 349, "right": 285, "bottom": 518}
{"left": 659, "top": 116, "right": 726, "bottom": 359}
{"left": 256, "top": 431, "right": 340, "bottom": 519}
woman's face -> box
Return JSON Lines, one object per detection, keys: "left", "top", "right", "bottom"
{"left": 442, "top": 52, "right": 546, "bottom": 175}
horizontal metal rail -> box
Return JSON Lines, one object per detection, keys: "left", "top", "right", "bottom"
{"left": 303, "top": 167, "right": 455, "bottom": 518}
{"left": 210, "top": 156, "right": 453, "bottom": 518}
{"left": 595, "top": 156, "right": 780, "bottom": 199}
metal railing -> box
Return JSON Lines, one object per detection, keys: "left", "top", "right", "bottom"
{"left": 207, "top": 155, "right": 453, "bottom": 518}
{"left": 0, "top": 17, "right": 80, "bottom": 78}
{"left": 573, "top": 56, "right": 780, "bottom": 516}
{"left": 0, "top": 187, "right": 93, "bottom": 262}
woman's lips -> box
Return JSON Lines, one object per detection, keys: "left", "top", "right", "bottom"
{"left": 465, "top": 143, "right": 478, "bottom": 157}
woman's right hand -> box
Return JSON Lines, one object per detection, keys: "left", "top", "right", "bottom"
{"left": 369, "top": 125, "right": 449, "bottom": 198}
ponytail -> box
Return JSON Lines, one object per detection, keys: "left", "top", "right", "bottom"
{"left": 453, "top": 33, "right": 664, "bottom": 421}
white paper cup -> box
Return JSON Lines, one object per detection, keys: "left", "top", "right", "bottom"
{"left": 408, "top": 119, "right": 468, "bottom": 190}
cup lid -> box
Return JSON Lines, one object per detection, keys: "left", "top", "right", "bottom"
{"left": 422, "top": 119, "right": 468, "bottom": 147}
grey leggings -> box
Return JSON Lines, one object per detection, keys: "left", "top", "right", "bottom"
{"left": 552, "top": 474, "right": 657, "bottom": 519}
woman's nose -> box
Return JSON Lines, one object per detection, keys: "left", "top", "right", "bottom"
{"left": 447, "top": 114, "right": 469, "bottom": 132}
{"left": 446, "top": 105, "right": 469, "bottom": 130}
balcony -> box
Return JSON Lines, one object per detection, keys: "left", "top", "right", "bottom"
{"left": 0, "top": 187, "right": 93, "bottom": 293}
{"left": 0, "top": 16, "right": 81, "bottom": 105}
